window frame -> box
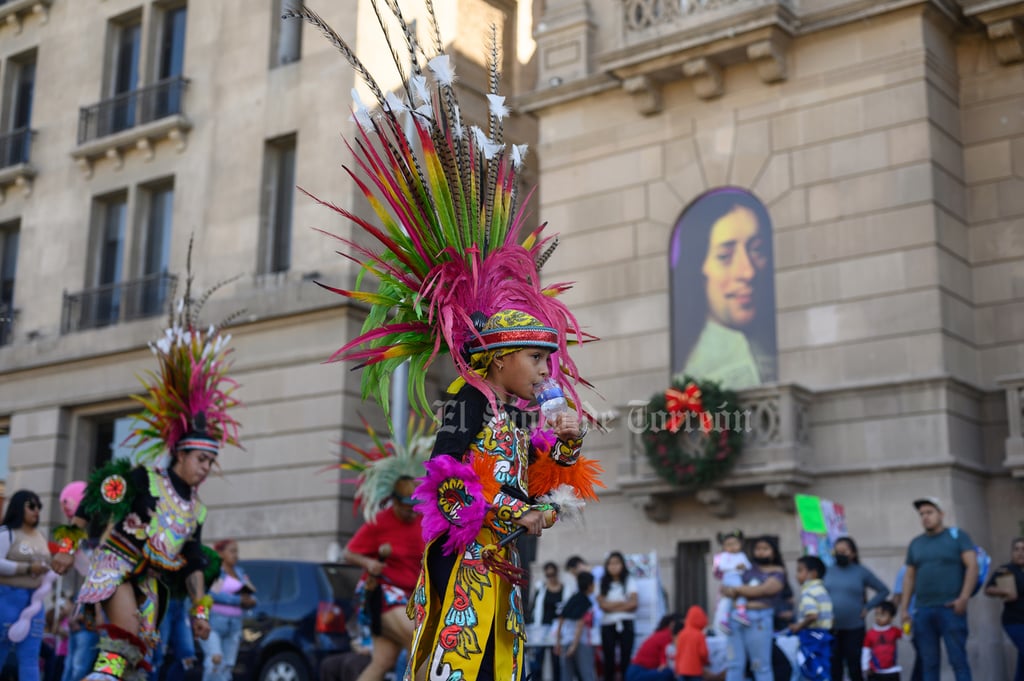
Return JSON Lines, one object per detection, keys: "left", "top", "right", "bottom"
{"left": 258, "top": 133, "right": 297, "bottom": 275}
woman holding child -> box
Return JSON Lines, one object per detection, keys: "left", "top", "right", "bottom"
{"left": 719, "top": 536, "right": 786, "bottom": 681}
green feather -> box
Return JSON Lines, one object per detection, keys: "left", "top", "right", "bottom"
{"left": 81, "top": 459, "right": 137, "bottom": 525}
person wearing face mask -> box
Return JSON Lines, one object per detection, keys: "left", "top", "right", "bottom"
{"left": 823, "top": 536, "right": 889, "bottom": 681}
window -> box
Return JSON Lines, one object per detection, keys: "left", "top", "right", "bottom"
{"left": 1, "top": 50, "right": 35, "bottom": 168}
{"left": 91, "top": 414, "right": 138, "bottom": 468}
{"left": 0, "top": 423, "right": 9, "bottom": 484}
{"left": 138, "top": 182, "right": 174, "bottom": 315}
{"left": 108, "top": 16, "right": 142, "bottom": 134}
{"left": 90, "top": 192, "right": 128, "bottom": 328}
{"left": 271, "top": 0, "right": 302, "bottom": 67}
{"left": 154, "top": 4, "right": 187, "bottom": 118}
{"left": 0, "top": 221, "right": 18, "bottom": 346}
{"left": 259, "top": 134, "right": 296, "bottom": 274}
{"left": 675, "top": 540, "right": 710, "bottom": 613}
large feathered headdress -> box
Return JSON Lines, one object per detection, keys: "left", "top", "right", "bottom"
{"left": 284, "top": 4, "right": 594, "bottom": 417}
{"left": 333, "top": 417, "right": 432, "bottom": 521}
{"left": 125, "top": 240, "right": 242, "bottom": 461}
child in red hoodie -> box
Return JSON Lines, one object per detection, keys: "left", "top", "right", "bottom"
{"left": 674, "top": 605, "right": 710, "bottom": 681}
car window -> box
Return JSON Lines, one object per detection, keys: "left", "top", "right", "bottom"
{"left": 277, "top": 563, "right": 301, "bottom": 603}
{"left": 239, "top": 561, "right": 279, "bottom": 616}
{"left": 322, "top": 564, "right": 362, "bottom": 601}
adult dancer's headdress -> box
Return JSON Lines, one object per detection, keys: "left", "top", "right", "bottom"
{"left": 284, "top": 5, "right": 593, "bottom": 417}
{"left": 126, "top": 240, "right": 242, "bottom": 461}
{"left": 334, "top": 417, "right": 432, "bottom": 522}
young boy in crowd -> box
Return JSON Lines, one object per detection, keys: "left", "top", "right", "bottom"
{"left": 790, "top": 556, "right": 834, "bottom": 681}
{"left": 556, "top": 571, "right": 597, "bottom": 681}
{"left": 673, "top": 605, "right": 710, "bottom": 681}
{"left": 861, "top": 601, "right": 902, "bottom": 680}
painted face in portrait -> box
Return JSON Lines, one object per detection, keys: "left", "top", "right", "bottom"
{"left": 701, "top": 205, "right": 768, "bottom": 329}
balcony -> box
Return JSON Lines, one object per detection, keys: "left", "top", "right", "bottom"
{"left": 999, "top": 373, "right": 1024, "bottom": 477}
{"left": 619, "top": 382, "right": 814, "bottom": 521}
{"left": 61, "top": 272, "right": 177, "bottom": 334}
{"left": 0, "top": 303, "right": 14, "bottom": 346}
{"left": 0, "top": 127, "right": 36, "bottom": 200}
{"left": 0, "top": 0, "right": 52, "bottom": 33}
{"left": 72, "top": 77, "right": 192, "bottom": 177}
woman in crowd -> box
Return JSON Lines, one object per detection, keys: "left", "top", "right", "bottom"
{"left": 824, "top": 536, "right": 889, "bottom": 681}
{"left": 598, "top": 551, "right": 639, "bottom": 681}
{"left": 531, "top": 561, "right": 568, "bottom": 681}
{"left": 719, "top": 535, "right": 786, "bottom": 681}
{"left": 985, "top": 536, "right": 1024, "bottom": 681}
{"left": 201, "top": 539, "right": 256, "bottom": 681}
{"left": 0, "top": 489, "right": 51, "bottom": 681}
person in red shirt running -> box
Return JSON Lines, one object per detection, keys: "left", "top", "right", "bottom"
{"left": 345, "top": 476, "right": 425, "bottom": 681}
{"left": 625, "top": 614, "right": 682, "bottom": 681}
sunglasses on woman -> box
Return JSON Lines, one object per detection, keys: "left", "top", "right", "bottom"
{"left": 26, "top": 501, "right": 42, "bottom": 511}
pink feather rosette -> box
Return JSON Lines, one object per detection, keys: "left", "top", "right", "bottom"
{"left": 413, "top": 456, "right": 489, "bottom": 556}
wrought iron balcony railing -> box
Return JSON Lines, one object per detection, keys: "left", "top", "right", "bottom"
{"left": 0, "top": 127, "right": 33, "bottom": 169}
{"left": 61, "top": 272, "right": 177, "bottom": 334}
{"left": 0, "top": 303, "right": 14, "bottom": 346}
{"left": 77, "top": 77, "right": 189, "bottom": 145}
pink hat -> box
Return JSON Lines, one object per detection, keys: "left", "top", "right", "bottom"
{"left": 59, "top": 481, "right": 87, "bottom": 520}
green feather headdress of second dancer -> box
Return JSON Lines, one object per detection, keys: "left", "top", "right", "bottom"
{"left": 51, "top": 271, "right": 241, "bottom": 681}
{"left": 284, "top": 6, "right": 604, "bottom": 681}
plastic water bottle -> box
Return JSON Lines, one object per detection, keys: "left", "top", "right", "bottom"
{"left": 533, "top": 377, "right": 568, "bottom": 423}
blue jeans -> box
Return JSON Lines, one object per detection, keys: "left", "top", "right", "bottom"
{"left": 913, "top": 605, "right": 970, "bottom": 681}
{"left": 560, "top": 643, "right": 596, "bottom": 681}
{"left": 0, "top": 584, "right": 45, "bottom": 681}
{"left": 150, "top": 598, "right": 198, "bottom": 681}
{"left": 200, "top": 612, "right": 243, "bottom": 681}
{"left": 623, "top": 663, "right": 673, "bottom": 681}
{"left": 61, "top": 627, "right": 99, "bottom": 681}
{"left": 1005, "top": 622, "right": 1024, "bottom": 681}
{"left": 725, "top": 607, "right": 773, "bottom": 681}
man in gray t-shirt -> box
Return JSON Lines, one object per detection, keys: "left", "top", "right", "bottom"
{"left": 899, "top": 497, "right": 977, "bottom": 681}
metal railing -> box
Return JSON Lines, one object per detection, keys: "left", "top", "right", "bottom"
{"left": 61, "top": 272, "right": 177, "bottom": 334}
{"left": 77, "top": 77, "right": 189, "bottom": 145}
{"left": 0, "top": 303, "right": 14, "bottom": 346}
{"left": 0, "top": 127, "right": 33, "bottom": 169}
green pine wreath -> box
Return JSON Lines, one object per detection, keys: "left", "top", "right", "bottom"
{"left": 640, "top": 375, "right": 745, "bottom": 487}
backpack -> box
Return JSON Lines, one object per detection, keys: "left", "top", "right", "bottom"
{"left": 949, "top": 527, "right": 989, "bottom": 596}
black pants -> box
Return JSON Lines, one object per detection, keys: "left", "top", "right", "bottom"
{"left": 600, "top": 621, "right": 634, "bottom": 681}
{"left": 832, "top": 627, "right": 865, "bottom": 681}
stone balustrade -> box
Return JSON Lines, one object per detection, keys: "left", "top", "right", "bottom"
{"left": 618, "top": 382, "right": 814, "bottom": 521}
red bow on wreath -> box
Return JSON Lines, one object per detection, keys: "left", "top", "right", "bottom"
{"left": 664, "top": 383, "right": 713, "bottom": 433}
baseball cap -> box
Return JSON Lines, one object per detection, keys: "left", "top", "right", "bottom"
{"left": 913, "top": 496, "right": 943, "bottom": 512}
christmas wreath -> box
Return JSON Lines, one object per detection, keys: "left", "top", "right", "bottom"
{"left": 640, "top": 375, "right": 744, "bottom": 487}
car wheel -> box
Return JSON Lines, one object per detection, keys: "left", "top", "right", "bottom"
{"left": 259, "top": 652, "right": 310, "bottom": 681}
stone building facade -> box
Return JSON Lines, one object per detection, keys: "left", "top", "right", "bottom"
{"left": 1, "top": 0, "right": 1024, "bottom": 678}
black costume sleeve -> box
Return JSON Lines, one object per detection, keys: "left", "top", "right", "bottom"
{"left": 431, "top": 385, "right": 488, "bottom": 459}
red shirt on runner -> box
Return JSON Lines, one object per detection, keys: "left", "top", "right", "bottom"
{"left": 346, "top": 506, "right": 425, "bottom": 593}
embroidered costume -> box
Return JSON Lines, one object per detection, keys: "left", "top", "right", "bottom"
{"left": 59, "top": 262, "right": 240, "bottom": 681}
{"left": 285, "top": 5, "right": 605, "bottom": 680}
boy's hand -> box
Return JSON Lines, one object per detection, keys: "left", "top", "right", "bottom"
{"left": 788, "top": 622, "right": 801, "bottom": 634}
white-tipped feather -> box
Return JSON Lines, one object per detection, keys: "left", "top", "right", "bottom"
{"left": 471, "top": 126, "right": 488, "bottom": 150}
{"left": 538, "top": 484, "right": 586, "bottom": 524}
{"left": 486, "top": 93, "right": 509, "bottom": 120}
{"left": 427, "top": 54, "right": 455, "bottom": 86}
{"left": 511, "top": 144, "right": 529, "bottom": 168}
{"left": 385, "top": 91, "right": 408, "bottom": 114}
{"left": 410, "top": 75, "right": 431, "bottom": 105}
{"left": 350, "top": 88, "right": 373, "bottom": 129}
{"left": 414, "top": 103, "right": 434, "bottom": 121}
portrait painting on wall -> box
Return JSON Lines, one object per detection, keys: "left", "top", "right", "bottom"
{"left": 669, "top": 186, "right": 778, "bottom": 390}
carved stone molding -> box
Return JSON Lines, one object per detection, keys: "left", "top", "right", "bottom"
{"left": 987, "top": 18, "right": 1024, "bottom": 63}
{"left": 696, "top": 488, "right": 736, "bottom": 518}
{"left": 535, "top": 0, "right": 597, "bottom": 87}
{"left": 682, "top": 57, "right": 724, "bottom": 99}
{"left": 0, "top": 0, "right": 51, "bottom": 34}
{"left": 71, "top": 115, "right": 192, "bottom": 178}
{"left": 998, "top": 373, "right": 1024, "bottom": 477}
{"left": 0, "top": 163, "right": 35, "bottom": 203}
{"left": 763, "top": 482, "right": 802, "bottom": 513}
{"left": 622, "top": 74, "right": 663, "bottom": 114}
{"left": 629, "top": 493, "right": 672, "bottom": 523}
{"left": 747, "top": 34, "right": 789, "bottom": 83}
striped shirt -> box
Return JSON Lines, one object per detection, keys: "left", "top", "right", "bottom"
{"left": 798, "top": 579, "right": 834, "bottom": 630}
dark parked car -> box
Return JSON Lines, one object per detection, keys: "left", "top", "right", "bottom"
{"left": 233, "top": 560, "right": 363, "bottom": 681}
